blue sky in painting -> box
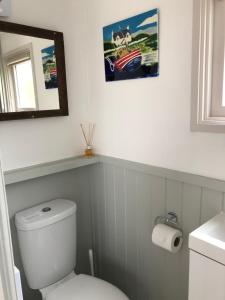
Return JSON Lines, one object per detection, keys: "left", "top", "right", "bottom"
{"left": 103, "top": 9, "right": 158, "bottom": 42}
{"left": 41, "top": 45, "right": 55, "bottom": 58}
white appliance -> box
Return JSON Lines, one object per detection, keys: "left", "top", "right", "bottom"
{"left": 15, "top": 199, "right": 129, "bottom": 300}
{"left": 188, "top": 212, "right": 225, "bottom": 300}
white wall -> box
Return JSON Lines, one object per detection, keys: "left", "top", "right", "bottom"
{"left": 1, "top": 0, "right": 225, "bottom": 181}
{"left": 86, "top": 0, "right": 225, "bottom": 180}
{"left": 0, "top": 0, "right": 89, "bottom": 171}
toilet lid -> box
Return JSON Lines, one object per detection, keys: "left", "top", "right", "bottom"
{"left": 47, "top": 275, "right": 129, "bottom": 300}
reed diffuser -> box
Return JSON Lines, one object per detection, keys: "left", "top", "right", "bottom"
{"left": 80, "top": 123, "right": 95, "bottom": 157}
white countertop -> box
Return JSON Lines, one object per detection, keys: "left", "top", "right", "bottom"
{"left": 189, "top": 212, "right": 225, "bottom": 265}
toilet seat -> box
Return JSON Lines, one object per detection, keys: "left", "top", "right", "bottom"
{"left": 46, "top": 274, "right": 128, "bottom": 300}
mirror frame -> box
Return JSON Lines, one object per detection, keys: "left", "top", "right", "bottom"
{"left": 0, "top": 20, "right": 68, "bottom": 121}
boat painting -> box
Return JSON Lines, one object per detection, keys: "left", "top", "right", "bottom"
{"left": 41, "top": 45, "right": 58, "bottom": 89}
{"left": 103, "top": 9, "right": 159, "bottom": 82}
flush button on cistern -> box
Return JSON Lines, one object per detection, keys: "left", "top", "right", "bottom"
{"left": 42, "top": 207, "right": 51, "bottom": 213}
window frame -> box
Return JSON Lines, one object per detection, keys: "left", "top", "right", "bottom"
{"left": 4, "top": 43, "right": 38, "bottom": 112}
{"left": 191, "top": 0, "right": 225, "bottom": 133}
{"left": 0, "top": 156, "right": 18, "bottom": 300}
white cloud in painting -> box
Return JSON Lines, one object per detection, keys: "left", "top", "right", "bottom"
{"left": 137, "top": 14, "right": 158, "bottom": 27}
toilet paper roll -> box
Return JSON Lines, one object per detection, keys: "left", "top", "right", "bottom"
{"left": 152, "top": 223, "right": 183, "bottom": 253}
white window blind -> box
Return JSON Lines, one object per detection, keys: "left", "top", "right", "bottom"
{"left": 5, "top": 48, "right": 31, "bottom": 66}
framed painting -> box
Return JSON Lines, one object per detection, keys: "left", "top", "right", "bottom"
{"left": 41, "top": 45, "right": 58, "bottom": 89}
{"left": 103, "top": 9, "right": 159, "bottom": 82}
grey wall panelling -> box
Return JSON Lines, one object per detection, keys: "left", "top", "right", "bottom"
{"left": 5, "top": 155, "right": 225, "bottom": 300}
{"left": 90, "top": 158, "right": 225, "bottom": 300}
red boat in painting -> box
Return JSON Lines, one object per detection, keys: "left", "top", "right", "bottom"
{"left": 115, "top": 49, "right": 142, "bottom": 72}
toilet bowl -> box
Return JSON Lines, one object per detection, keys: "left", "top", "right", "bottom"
{"left": 15, "top": 199, "right": 129, "bottom": 300}
{"left": 43, "top": 273, "right": 128, "bottom": 300}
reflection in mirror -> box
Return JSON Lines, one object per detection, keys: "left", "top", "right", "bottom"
{"left": 0, "top": 32, "right": 60, "bottom": 113}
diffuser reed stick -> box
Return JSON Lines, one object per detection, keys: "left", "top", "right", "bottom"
{"left": 80, "top": 124, "right": 89, "bottom": 146}
{"left": 80, "top": 123, "right": 95, "bottom": 157}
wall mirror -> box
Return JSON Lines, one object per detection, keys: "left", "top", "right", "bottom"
{"left": 0, "top": 21, "right": 68, "bottom": 121}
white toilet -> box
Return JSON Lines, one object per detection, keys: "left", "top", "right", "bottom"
{"left": 15, "top": 199, "right": 129, "bottom": 300}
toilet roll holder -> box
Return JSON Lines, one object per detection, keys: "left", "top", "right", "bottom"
{"left": 154, "top": 212, "right": 182, "bottom": 231}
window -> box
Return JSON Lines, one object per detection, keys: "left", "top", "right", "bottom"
{"left": 4, "top": 44, "right": 37, "bottom": 112}
{"left": 11, "top": 59, "right": 36, "bottom": 111}
{"left": 191, "top": 0, "right": 225, "bottom": 132}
